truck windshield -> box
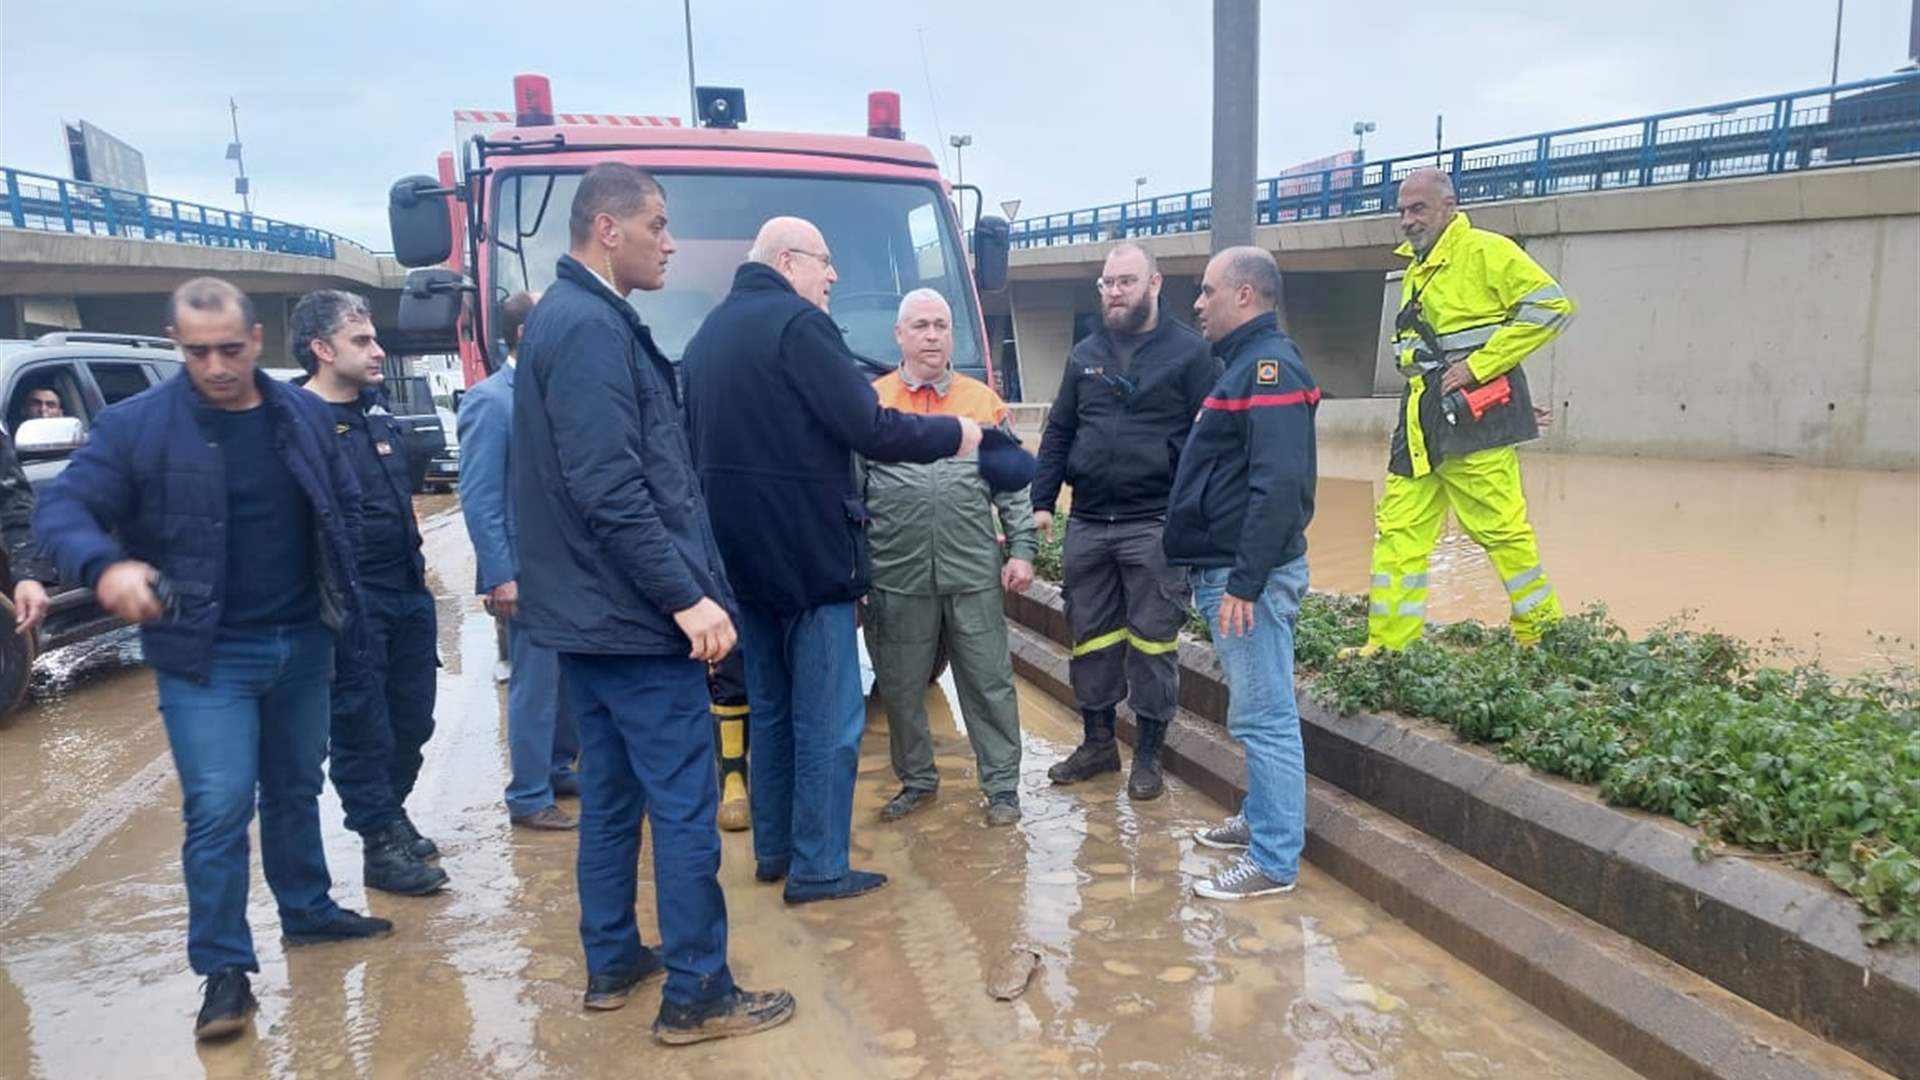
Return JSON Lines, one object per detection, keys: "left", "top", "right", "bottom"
{"left": 491, "top": 170, "right": 985, "bottom": 376}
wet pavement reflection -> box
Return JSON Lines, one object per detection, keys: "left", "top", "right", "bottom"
{"left": 0, "top": 497, "right": 1637, "bottom": 1078}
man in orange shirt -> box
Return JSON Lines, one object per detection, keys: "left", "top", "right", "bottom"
{"left": 863, "top": 289, "right": 1038, "bottom": 827}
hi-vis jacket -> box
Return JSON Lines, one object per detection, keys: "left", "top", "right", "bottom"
{"left": 1389, "top": 212, "right": 1575, "bottom": 478}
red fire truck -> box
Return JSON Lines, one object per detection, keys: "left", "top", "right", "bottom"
{"left": 386, "top": 75, "right": 1008, "bottom": 390}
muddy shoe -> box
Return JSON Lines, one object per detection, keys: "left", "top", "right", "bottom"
{"left": 395, "top": 813, "right": 439, "bottom": 861}
{"left": 653, "top": 988, "right": 796, "bottom": 1046}
{"left": 583, "top": 952, "right": 666, "bottom": 1011}
{"left": 984, "top": 792, "right": 1022, "bottom": 827}
{"left": 783, "top": 869, "right": 888, "bottom": 905}
{"left": 284, "top": 909, "right": 394, "bottom": 947}
{"left": 880, "top": 786, "right": 937, "bottom": 821}
{"left": 754, "top": 858, "right": 789, "bottom": 883}
{"left": 1047, "top": 739, "right": 1121, "bottom": 785}
{"left": 1193, "top": 814, "right": 1250, "bottom": 851}
{"left": 1128, "top": 720, "right": 1168, "bottom": 801}
{"left": 1193, "top": 855, "right": 1296, "bottom": 901}
{"left": 364, "top": 828, "right": 450, "bottom": 896}
{"left": 193, "top": 969, "right": 256, "bottom": 1041}
{"left": 512, "top": 805, "right": 578, "bottom": 831}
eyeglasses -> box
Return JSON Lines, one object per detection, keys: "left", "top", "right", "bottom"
{"left": 786, "top": 248, "right": 835, "bottom": 270}
{"left": 1094, "top": 275, "right": 1141, "bottom": 294}
{"left": 177, "top": 342, "right": 249, "bottom": 360}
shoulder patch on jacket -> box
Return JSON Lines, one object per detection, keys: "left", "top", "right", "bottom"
{"left": 1255, "top": 360, "right": 1281, "bottom": 386}
{"left": 336, "top": 423, "right": 351, "bottom": 435}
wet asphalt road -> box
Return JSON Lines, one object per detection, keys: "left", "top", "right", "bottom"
{"left": 0, "top": 497, "right": 1637, "bottom": 1079}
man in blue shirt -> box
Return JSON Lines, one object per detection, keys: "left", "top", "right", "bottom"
{"left": 293, "top": 289, "right": 449, "bottom": 897}
{"left": 35, "top": 277, "right": 390, "bottom": 1040}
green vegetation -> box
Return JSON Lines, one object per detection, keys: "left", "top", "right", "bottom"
{"left": 1028, "top": 522, "right": 1920, "bottom": 943}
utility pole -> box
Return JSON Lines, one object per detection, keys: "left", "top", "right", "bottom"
{"left": 225, "top": 98, "right": 251, "bottom": 214}
{"left": 684, "top": 0, "right": 700, "bottom": 124}
{"left": 1209, "top": 0, "right": 1258, "bottom": 251}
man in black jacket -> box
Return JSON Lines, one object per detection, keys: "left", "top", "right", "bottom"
{"left": 683, "top": 216, "right": 978, "bottom": 906}
{"left": 1031, "top": 242, "right": 1218, "bottom": 800}
{"left": 1168, "top": 247, "right": 1319, "bottom": 902}
{"left": 513, "top": 164, "right": 792, "bottom": 1045}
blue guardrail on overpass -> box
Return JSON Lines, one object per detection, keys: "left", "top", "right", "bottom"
{"left": 1, "top": 167, "right": 351, "bottom": 259}
{"left": 1011, "top": 73, "right": 1920, "bottom": 248}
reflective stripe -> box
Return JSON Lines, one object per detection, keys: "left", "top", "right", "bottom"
{"left": 1072, "top": 628, "right": 1128, "bottom": 657}
{"left": 1503, "top": 566, "right": 1544, "bottom": 595}
{"left": 1513, "top": 587, "right": 1553, "bottom": 615}
{"left": 1398, "top": 602, "right": 1428, "bottom": 618}
{"left": 1513, "top": 303, "right": 1566, "bottom": 328}
{"left": 710, "top": 703, "right": 750, "bottom": 718}
{"left": 1434, "top": 324, "right": 1500, "bottom": 351}
{"left": 1127, "top": 632, "right": 1180, "bottom": 656}
{"left": 1402, "top": 573, "right": 1430, "bottom": 590}
{"left": 1370, "top": 601, "right": 1390, "bottom": 616}
{"left": 1370, "top": 573, "right": 1392, "bottom": 589}
{"left": 1517, "top": 284, "right": 1567, "bottom": 304}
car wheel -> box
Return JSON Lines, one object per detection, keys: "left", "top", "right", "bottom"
{"left": 0, "top": 595, "right": 39, "bottom": 724}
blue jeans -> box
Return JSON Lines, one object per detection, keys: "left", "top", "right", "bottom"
{"left": 504, "top": 623, "right": 580, "bottom": 817}
{"left": 737, "top": 602, "right": 863, "bottom": 883}
{"left": 154, "top": 624, "right": 345, "bottom": 974}
{"left": 329, "top": 585, "right": 438, "bottom": 836}
{"left": 560, "top": 651, "right": 734, "bottom": 1006}
{"left": 1190, "top": 556, "right": 1311, "bottom": 884}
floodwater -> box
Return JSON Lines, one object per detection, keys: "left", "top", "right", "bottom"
{"left": 1308, "top": 439, "right": 1920, "bottom": 676}
{"left": 0, "top": 497, "right": 1641, "bottom": 1078}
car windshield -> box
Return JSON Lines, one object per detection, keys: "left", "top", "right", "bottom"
{"left": 489, "top": 169, "right": 984, "bottom": 376}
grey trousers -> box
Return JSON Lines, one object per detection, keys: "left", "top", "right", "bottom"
{"left": 864, "top": 587, "right": 1022, "bottom": 797}
{"left": 1061, "top": 517, "right": 1188, "bottom": 724}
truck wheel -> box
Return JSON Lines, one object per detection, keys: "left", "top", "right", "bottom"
{"left": 0, "top": 596, "right": 38, "bottom": 724}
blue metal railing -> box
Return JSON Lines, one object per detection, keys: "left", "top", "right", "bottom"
{"left": 0, "top": 166, "right": 353, "bottom": 258}
{"left": 1011, "top": 73, "right": 1920, "bottom": 248}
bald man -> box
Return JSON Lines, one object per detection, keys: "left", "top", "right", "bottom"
{"left": 1354, "top": 168, "right": 1574, "bottom": 654}
{"left": 683, "top": 217, "right": 980, "bottom": 905}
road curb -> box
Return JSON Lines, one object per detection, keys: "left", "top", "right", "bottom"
{"left": 1004, "top": 584, "right": 1907, "bottom": 1079}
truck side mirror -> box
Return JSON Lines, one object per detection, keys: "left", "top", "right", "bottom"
{"left": 973, "top": 216, "right": 1010, "bottom": 294}
{"left": 388, "top": 175, "right": 454, "bottom": 268}
{"left": 398, "top": 268, "right": 465, "bottom": 347}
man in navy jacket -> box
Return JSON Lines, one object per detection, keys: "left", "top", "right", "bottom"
{"left": 34, "top": 277, "right": 390, "bottom": 1040}
{"left": 512, "top": 164, "right": 792, "bottom": 1044}
{"left": 683, "top": 216, "right": 979, "bottom": 905}
{"left": 1165, "top": 248, "right": 1321, "bottom": 903}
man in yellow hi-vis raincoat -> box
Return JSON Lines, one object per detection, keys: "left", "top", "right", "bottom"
{"left": 1360, "top": 168, "right": 1575, "bottom": 651}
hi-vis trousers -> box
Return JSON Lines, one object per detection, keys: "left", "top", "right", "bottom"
{"left": 1365, "top": 446, "right": 1562, "bottom": 649}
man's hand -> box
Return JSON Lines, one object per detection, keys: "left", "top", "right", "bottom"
{"left": 1033, "top": 510, "right": 1055, "bottom": 543}
{"left": 1217, "top": 595, "right": 1257, "bottom": 639}
{"left": 955, "top": 417, "right": 983, "bottom": 457}
{"left": 483, "top": 580, "right": 519, "bottom": 621}
{"left": 1441, "top": 361, "right": 1475, "bottom": 394}
{"left": 673, "top": 597, "right": 737, "bottom": 663}
{"left": 97, "top": 560, "right": 164, "bottom": 624}
{"left": 1534, "top": 404, "right": 1555, "bottom": 428}
{"left": 12, "top": 580, "right": 48, "bottom": 635}
{"left": 1001, "top": 558, "right": 1035, "bottom": 594}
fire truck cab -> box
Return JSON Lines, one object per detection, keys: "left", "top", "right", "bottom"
{"left": 386, "top": 75, "right": 1009, "bottom": 392}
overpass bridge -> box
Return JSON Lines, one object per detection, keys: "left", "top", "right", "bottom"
{"left": 0, "top": 166, "right": 409, "bottom": 363}
{"left": 991, "top": 74, "right": 1920, "bottom": 469}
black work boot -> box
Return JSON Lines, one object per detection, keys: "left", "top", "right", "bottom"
{"left": 1048, "top": 708, "right": 1121, "bottom": 785}
{"left": 194, "top": 968, "right": 256, "bottom": 1041}
{"left": 394, "top": 812, "right": 439, "bottom": 861}
{"left": 364, "top": 823, "right": 450, "bottom": 896}
{"left": 1128, "top": 718, "right": 1169, "bottom": 801}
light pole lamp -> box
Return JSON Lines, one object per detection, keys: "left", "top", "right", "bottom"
{"left": 1133, "top": 175, "right": 1148, "bottom": 203}
{"left": 1352, "top": 120, "right": 1376, "bottom": 158}
{"left": 950, "top": 134, "right": 973, "bottom": 214}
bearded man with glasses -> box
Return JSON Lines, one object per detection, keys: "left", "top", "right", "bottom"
{"left": 1030, "top": 241, "right": 1219, "bottom": 801}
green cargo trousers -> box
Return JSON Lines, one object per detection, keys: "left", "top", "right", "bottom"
{"left": 863, "top": 587, "right": 1022, "bottom": 797}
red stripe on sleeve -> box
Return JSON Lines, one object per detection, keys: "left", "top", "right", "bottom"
{"left": 1202, "top": 388, "right": 1322, "bottom": 412}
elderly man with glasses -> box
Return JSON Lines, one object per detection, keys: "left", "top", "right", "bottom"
{"left": 1030, "top": 241, "right": 1220, "bottom": 802}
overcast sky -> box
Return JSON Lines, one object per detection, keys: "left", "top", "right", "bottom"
{"left": 1, "top": 0, "right": 1913, "bottom": 247}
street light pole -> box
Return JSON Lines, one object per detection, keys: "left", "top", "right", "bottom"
{"left": 1352, "top": 120, "right": 1376, "bottom": 159}
{"left": 950, "top": 133, "right": 972, "bottom": 216}
{"left": 1210, "top": 0, "right": 1259, "bottom": 250}
{"left": 1134, "top": 176, "right": 1147, "bottom": 204}
{"left": 684, "top": 0, "right": 700, "bottom": 124}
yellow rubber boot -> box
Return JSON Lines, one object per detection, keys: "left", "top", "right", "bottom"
{"left": 715, "top": 708, "right": 751, "bottom": 832}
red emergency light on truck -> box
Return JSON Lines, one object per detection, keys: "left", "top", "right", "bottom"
{"left": 386, "top": 75, "right": 1009, "bottom": 393}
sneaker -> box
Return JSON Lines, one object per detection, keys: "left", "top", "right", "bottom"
{"left": 984, "top": 792, "right": 1022, "bottom": 827}
{"left": 1046, "top": 739, "right": 1121, "bottom": 785}
{"left": 880, "top": 786, "right": 937, "bottom": 821}
{"left": 783, "top": 869, "right": 888, "bottom": 905}
{"left": 193, "top": 969, "right": 256, "bottom": 1041}
{"left": 1193, "top": 855, "right": 1296, "bottom": 901}
{"left": 1193, "top": 814, "right": 1251, "bottom": 851}
{"left": 394, "top": 814, "right": 440, "bottom": 861}
{"left": 512, "top": 805, "right": 578, "bottom": 831}
{"left": 653, "top": 987, "right": 796, "bottom": 1046}
{"left": 364, "top": 827, "right": 450, "bottom": 896}
{"left": 754, "top": 859, "right": 789, "bottom": 884}
{"left": 284, "top": 909, "right": 394, "bottom": 947}
{"left": 583, "top": 952, "right": 666, "bottom": 1011}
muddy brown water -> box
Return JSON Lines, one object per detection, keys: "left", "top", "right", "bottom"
{"left": 0, "top": 497, "right": 1640, "bottom": 1078}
